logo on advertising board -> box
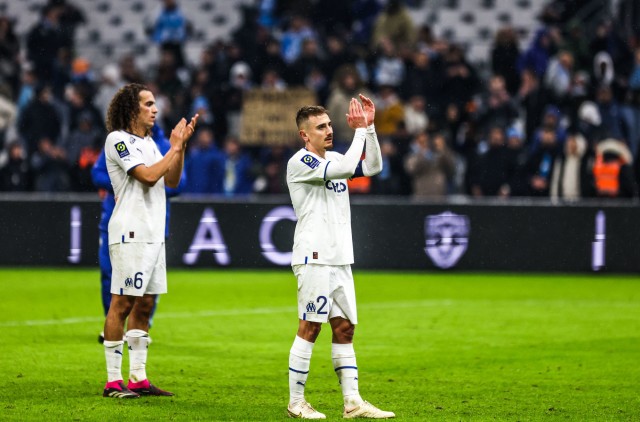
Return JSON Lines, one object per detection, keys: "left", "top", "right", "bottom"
{"left": 424, "top": 211, "right": 470, "bottom": 269}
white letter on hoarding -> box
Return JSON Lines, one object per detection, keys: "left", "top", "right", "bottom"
{"left": 260, "top": 206, "right": 297, "bottom": 266}
{"left": 183, "top": 207, "right": 230, "bottom": 265}
{"left": 68, "top": 205, "right": 81, "bottom": 264}
{"left": 591, "top": 210, "right": 605, "bottom": 271}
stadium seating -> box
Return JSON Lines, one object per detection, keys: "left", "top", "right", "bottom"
{"left": 0, "top": 0, "right": 547, "bottom": 71}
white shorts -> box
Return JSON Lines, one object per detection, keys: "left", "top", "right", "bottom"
{"left": 292, "top": 264, "right": 358, "bottom": 324}
{"left": 109, "top": 242, "right": 167, "bottom": 297}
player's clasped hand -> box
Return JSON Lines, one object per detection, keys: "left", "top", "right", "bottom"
{"left": 170, "top": 114, "right": 199, "bottom": 151}
{"left": 346, "top": 97, "right": 368, "bottom": 129}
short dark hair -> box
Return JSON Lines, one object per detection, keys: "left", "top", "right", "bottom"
{"left": 296, "top": 105, "right": 328, "bottom": 129}
{"left": 106, "top": 83, "right": 149, "bottom": 133}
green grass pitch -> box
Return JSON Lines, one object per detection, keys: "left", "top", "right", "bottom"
{"left": 1, "top": 268, "right": 639, "bottom": 421}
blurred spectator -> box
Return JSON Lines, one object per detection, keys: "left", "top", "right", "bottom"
{"left": 477, "top": 75, "right": 519, "bottom": 137}
{"left": 545, "top": 50, "right": 574, "bottom": 103}
{"left": 26, "top": 2, "right": 65, "bottom": 82}
{"left": 404, "top": 131, "right": 455, "bottom": 198}
{"left": 592, "top": 138, "right": 637, "bottom": 198}
{"left": 628, "top": 48, "right": 640, "bottom": 156}
{"left": 403, "top": 95, "right": 429, "bottom": 136}
{"left": 16, "top": 65, "right": 38, "bottom": 113}
{"left": 53, "top": 0, "right": 86, "bottom": 51}
{"left": 280, "top": 15, "right": 316, "bottom": 65}
{"left": 184, "top": 127, "right": 223, "bottom": 194}
{"left": 550, "top": 132, "right": 592, "bottom": 200}
{"left": 119, "top": 54, "right": 145, "bottom": 84}
{"left": 370, "top": 0, "right": 416, "bottom": 51}
{"left": 442, "top": 44, "right": 480, "bottom": 111}
{"left": 518, "top": 27, "right": 558, "bottom": 79}
{"left": 224, "top": 61, "right": 253, "bottom": 138}
{"left": 530, "top": 104, "right": 567, "bottom": 153}
{"left": 154, "top": 48, "right": 185, "bottom": 105}
{"left": 504, "top": 126, "right": 529, "bottom": 196}
{"left": 64, "top": 83, "right": 104, "bottom": 135}
{"left": 370, "top": 138, "right": 407, "bottom": 195}
{"left": 221, "top": 136, "right": 255, "bottom": 195}
{"left": 470, "top": 126, "right": 513, "bottom": 197}
{"left": 253, "top": 37, "right": 288, "bottom": 85}
{"left": 30, "top": 136, "right": 69, "bottom": 191}
{"left": 322, "top": 33, "right": 358, "bottom": 83}
{"left": 400, "top": 49, "right": 444, "bottom": 119}
{"left": 374, "top": 85, "right": 405, "bottom": 137}
{"left": 260, "top": 68, "right": 287, "bottom": 91}
{"left": 0, "top": 16, "right": 21, "bottom": 99}
{"left": 523, "top": 127, "right": 560, "bottom": 196}
{"left": 255, "top": 145, "right": 289, "bottom": 194}
{"left": 371, "top": 37, "right": 405, "bottom": 89}
{"left": 287, "top": 37, "right": 325, "bottom": 86}
{"left": 350, "top": 0, "right": 383, "bottom": 48}
{"left": 595, "top": 85, "right": 630, "bottom": 144}
{"left": 576, "top": 100, "right": 606, "bottom": 145}
{"left": 517, "top": 68, "right": 549, "bottom": 142}
{"left": 0, "top": 86, "right": 17, "bottom": 149}
{"left": 326, "top": 65, "right": 374, "bottom": 148}
{"left": 148, "top": 0, "right": 189, "bottom": 68}
{"left": 0, "top": 140, "right": 29, "bottom": 191}
{"left": 17, "top": 84, "right": 62, "bottom": 157}
{"left": 491, "top": 26, "right": 521, "bottom": 95}
{"left": 93, "top": 64, "right": 123, "bottom": 118}
{"left": 560, "top": 21, "right": 590, "bottom": 73}
{"left": 62, "top": 111, "right": 102, "bottom": 191}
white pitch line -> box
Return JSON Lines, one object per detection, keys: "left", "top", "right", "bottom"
{"left": 1, "top": 298, "right": 637, "bottom": 328}
{"left": 0, "top": 300, "right": 449, "bottom": 328}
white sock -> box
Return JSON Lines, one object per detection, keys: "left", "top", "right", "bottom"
{"left": 104, "top": 340, "right": 124, "bottom": 382}
{"left": 289, "top": 336, "right": 314, "bottom": 406}
{"left": 125, "top": 329, "right": 150, "bottom": 382}
{"left": 332, "top": 343, "right": 363, "bottom": 408}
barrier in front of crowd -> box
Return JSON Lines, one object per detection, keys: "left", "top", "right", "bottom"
{"left": 0, "top": 194, "right": 637, "bottom": 273}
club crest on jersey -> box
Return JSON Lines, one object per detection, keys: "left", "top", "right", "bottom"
{"left": 424, "top": 211, "right": 470, "bottom": 269}
{"left": 115, "top": 141, "right": 130, "bottom": 158}
{"left": 124, "top": 277, "right": 133, "bottom": 287}
{"left": 305, "top": 301, "right": 316, "bottom": 313}
{"left": 301, "top": 154, "right": 320, "bottom": 169}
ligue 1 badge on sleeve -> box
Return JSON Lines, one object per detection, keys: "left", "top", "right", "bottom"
{"left": 424, "top": 211, "right": 470, "bottom": 269}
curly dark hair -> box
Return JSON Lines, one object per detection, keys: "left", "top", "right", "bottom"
{"left": 106, "top": 83, "right": 149, "bottom": 133}
{"left": 296, "top": 105, "right": 328, "bottom": 129}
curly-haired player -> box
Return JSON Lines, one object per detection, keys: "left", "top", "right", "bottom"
{"left": 101, "top": 83, "right": 197, "bottom": 398}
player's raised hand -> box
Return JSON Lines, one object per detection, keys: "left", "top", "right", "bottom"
{"left": 346, "top": 98, "right": 367, "bottom": 129}
{"left": 359, "top": 94, "right": 375, "bottom": 126}
{"left": 182, "top": 114, "right": 199, "bottom": 145}
{"left": 170, "top": 114, "right": 199, "bottom": 151}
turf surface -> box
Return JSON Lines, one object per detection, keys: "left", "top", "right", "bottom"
{"left": 0, "top": 269, "right": 639, "bottom": 421}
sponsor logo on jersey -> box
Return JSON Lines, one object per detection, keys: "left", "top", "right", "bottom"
{"left": 125, "top": 277, "right": 133, "bottom": 287}
{"left": 424, "top": 211, "right": 470, "bottom": 269}
{"left": 301, "top": 154, "right": 320, "bottom": 169}
{"left": 325, "top": 180, "right": 347, "bottom": 193}
{"left": 115, "top": 141, "right": 130, "bottom": 158}
{"left": 305, "top": 301, "right": 316, "bottom": 313}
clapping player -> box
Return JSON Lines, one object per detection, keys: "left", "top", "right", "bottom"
{"left": 101, "top": 83, "right": 197, "bottom": 398}
{"left": 285, "top": 95, "right": 395, "bottom": 419}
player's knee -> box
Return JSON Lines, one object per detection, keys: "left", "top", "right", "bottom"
{"left": 333, "top": 322, "right": 355, "bottom": 343}
{"left": 298, "top": 321, "right": 322, "bottom": 341}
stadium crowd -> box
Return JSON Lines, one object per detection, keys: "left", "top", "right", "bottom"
{"left": 0, "top": 0, "right": 639, "bottom": 200}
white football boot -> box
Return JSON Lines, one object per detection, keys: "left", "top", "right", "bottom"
{"left": 287, "top": 400, "right": 326, "bottom": 419}
{"left": 343, "top": 401, "right": 395, "bottom": 419}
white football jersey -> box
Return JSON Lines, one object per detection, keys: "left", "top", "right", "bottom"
{"left": 105, "top": 130, "right": 166, "bottom": 245}
{"left": 287, "top": 148, "right": 354, "bottom": 265}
